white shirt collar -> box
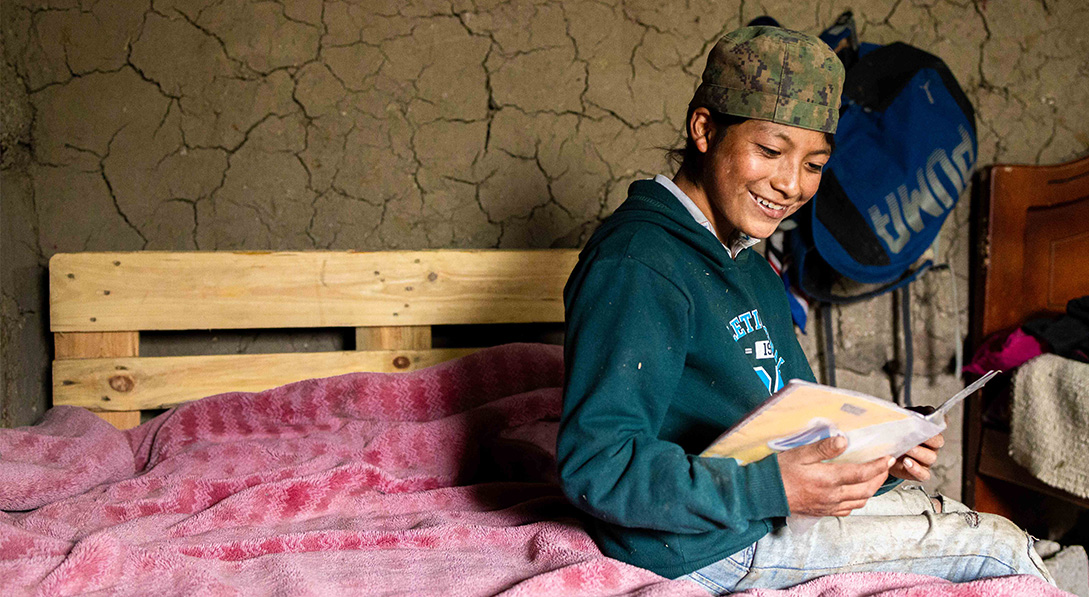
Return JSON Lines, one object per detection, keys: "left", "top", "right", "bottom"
{"left": 652, "top": 175, "right": 759, "bottom": 259}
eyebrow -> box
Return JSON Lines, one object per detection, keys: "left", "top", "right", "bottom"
{"left": 770, "top": 130, "right": 832, "bottom": 157}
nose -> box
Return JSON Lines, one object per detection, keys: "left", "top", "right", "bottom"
{"left": 769, "top": 159, "right": 801, "bottom": 200}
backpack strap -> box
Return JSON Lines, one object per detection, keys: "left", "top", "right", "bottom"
{"left": 821, "top": 303, "right": 837, "bottom": 387}
{"left": 899, "top": 285, "right": 914, "bottom": 407}
{"left": 817, "top": 285, "right": 915, "bottom": 405}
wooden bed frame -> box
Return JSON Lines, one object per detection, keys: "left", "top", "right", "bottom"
{"left": 50, "top": 250, "right": 579, "bottom": 429}
{"left": 963, "top": 153, "right": 1089, "bottom": 518}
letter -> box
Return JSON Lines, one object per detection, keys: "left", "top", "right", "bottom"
{"left": 730, "top": 318, "right": 744, "bottom": 341}
{"left": 926, "top": 148, "right": 962, "bottom": 209}
{"left": 739, "top": 312, "right": 754, "bottom": 333}
{"left": 751, "top": 309, "right": 763, "bottom": 331}
{"left": 869, "top": 193, "right": 911, "bottom": 254}
{"left": 897, "top": 169, "right": 945, "bottom": 233}
{"left": 950, "top": 125, "right": 975, "bottom": 184}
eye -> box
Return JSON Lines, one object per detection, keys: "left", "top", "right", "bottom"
{"left": 806, "top": 162, "right": 826, "bottom": 173}
{"left": 757, "top": 144, "right": 781, "bottom": 157}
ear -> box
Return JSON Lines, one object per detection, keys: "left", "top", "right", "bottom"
{"left": 688, "top": 107, "right": 716, "bottom": 154}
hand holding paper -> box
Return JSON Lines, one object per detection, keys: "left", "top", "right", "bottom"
{"left": 890, "top": 432, "right": 944, "bottom": 482}
{"left": 701, "top": 371, "right": 999, "bottom": 528}
{"left": 778, "top": 435, "right": 895, "bottom": 517}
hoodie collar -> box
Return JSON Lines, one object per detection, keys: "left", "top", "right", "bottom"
{"left": 596, "top": 180, "right": 750, "bottom": 269}
{"left": 651, "top": 175, "right": 760, "bottom": 259}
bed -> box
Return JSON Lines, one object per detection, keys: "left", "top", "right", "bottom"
{"left": 1, "top": 249, "right": 1072, "bottom": 596}
{"left": 963, "top": 153, "right": 1089, "bottom": 521}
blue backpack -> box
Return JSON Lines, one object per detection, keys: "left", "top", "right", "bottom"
{"left": 768, "top": 13, "right": 977, "bottom": 403}
{"left": 789, "top": 24, "right": 977, "bottom": 303}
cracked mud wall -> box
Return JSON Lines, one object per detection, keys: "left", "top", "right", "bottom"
{"left": 2, "top": 0, "right": 1088, "bottom": 496}
{"left": 2, "top": 18, "right": 49, "bottom": 432}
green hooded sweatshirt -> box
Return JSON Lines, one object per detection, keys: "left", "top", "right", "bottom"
{"left": 557, "top": 179, "right": 817, "bottom": 578}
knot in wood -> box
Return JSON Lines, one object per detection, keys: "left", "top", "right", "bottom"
{"left": 108, "top": 374, "right": 135, "bottom": 393}
{"left": 392, "top": 356, "right": 411, "bottom": 370}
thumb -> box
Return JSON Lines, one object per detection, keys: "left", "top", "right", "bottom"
{"left": 806, "top": 435, "right": 847, "bottom": 462}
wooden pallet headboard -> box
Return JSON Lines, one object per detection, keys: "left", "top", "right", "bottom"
{"left": 50, "top": 250, "right": 580, "bottom": 429}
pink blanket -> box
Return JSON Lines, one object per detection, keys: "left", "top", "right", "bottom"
{"left": 0, "top": 344, "right": 1069, "bottom": 596}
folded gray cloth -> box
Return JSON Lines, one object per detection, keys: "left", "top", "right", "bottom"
{"left": 1010, "top": 354, "right": 1089, "bottom": 499}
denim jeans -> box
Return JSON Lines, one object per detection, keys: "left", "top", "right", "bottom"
{"left": 679, "top": 485, "right": 1054, "bottom": 595}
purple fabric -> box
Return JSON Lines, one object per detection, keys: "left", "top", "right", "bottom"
{"left": 964, "top": 328, "right": 1045, "bottom": 377}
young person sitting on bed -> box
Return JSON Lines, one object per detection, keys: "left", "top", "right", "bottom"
{"left": 556, "top": 26, "right": 1054, "bottom": 594}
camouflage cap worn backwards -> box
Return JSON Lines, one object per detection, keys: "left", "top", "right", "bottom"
{"left": 691, "top": 26, "right": 845, "bottom": 133}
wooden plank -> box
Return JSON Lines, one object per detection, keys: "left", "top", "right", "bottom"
{"left": 94, "top": 411, "right": 145, "bottom": 429}
{"left": 52, "top": 349, "right": 476, "bottom": 412}
{"left": 49, "top": 250, "right": 579, "bottom": 332}
{"left": 54, "top": 331, "right": 139, "bottom": 359}
{"left": 980, "top": 157, "right": 1089, "bottom": 339}
{"left": 54, "top": 331, "right": 141, "bottom": 429}
{"left": 977, "top": 427, "right": 1089, "bottom": 509}
{"left": 356, "top": 326, "right": 431, "bottom": 351}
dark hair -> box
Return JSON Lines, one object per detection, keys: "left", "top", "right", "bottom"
{"left": 666, "top": 106, "right": 836, "bottom": 179}
{"left": 666, "top": 107, "right": 749, "bottom": 179}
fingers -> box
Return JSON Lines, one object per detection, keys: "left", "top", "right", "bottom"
{"left": 921, "top": 433, "right": 945, "bottom": 450}
{"left": 830, "top": 497, "right": 870, "bottom": 516}
{"left": 837, "top": 456, "right": 895, "bottom": 485}
{"left": 780, "top": 435, "right": 848, "bottom": 464}
{"left": 816, "top": 477, "right": 883, "bottom": 516}
{"left": 889, "top": 433, "right": 945, "bottom": 481}
{"left": 891, "top": 445, "right": 939, "bottom": 481}
{"left": 780, "top": 447, "right": 888, "bottom": 517}
{"left": 780, "top": 441, "right": 899, "bottom": 517}
{"left": 904, "top": 445, "right": 938, "bottom": 468}
{"left": 809, "top": 435, "right": 848, "bottom": 462}
{"left": 834, "top": 460, "right": 893, "bottom": 499}
{"left": 894, "top": 457, "right": 931, "bottom": 481}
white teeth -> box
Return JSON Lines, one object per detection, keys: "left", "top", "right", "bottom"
{"left": 753, "top": 194, "right": 786, "bottom": 211}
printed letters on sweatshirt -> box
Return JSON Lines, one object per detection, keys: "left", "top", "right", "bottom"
{"left": 729, "top": 308, "right": 785, "bottom": 394}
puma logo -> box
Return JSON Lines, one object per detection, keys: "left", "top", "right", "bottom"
{"left": 920, "top": 80, "right": 935, "bottom": 104}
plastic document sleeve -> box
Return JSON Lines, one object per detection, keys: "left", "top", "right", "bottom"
{"left": 701, "top": 371, "right": 997, "bottom": 465}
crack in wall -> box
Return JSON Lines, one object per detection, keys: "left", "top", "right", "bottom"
{"left": 100, "top": 125, "right": 150, "bottom": 247}
{"left": 161, "top": 7, "right": 248, "bottom": 74}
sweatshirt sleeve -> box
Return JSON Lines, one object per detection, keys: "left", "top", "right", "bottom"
{"left": 557, "top": 255, "right": 791, "bottom": 534}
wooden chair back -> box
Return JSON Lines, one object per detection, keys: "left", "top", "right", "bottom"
{"left": 964, "top": 154, "right": 1089, "bottom": 512}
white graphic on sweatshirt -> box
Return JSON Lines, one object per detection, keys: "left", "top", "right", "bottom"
{"left": 729, "top": 308, "right": 785, "bottom": 394}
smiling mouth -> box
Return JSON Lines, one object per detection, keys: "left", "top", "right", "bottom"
{"left": 750, "top": 192, "right": 789, "bottom": 213}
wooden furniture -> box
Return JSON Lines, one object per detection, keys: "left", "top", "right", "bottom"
{"left": 50, "top": 250, "right": 580, "bottom": 429}
{"left": 963, "top": 154, "right": 1089, "bottom": 519}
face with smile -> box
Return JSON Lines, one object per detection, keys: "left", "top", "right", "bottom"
{"left": 678, "top": 108, "right": 832, "bottom": 241}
